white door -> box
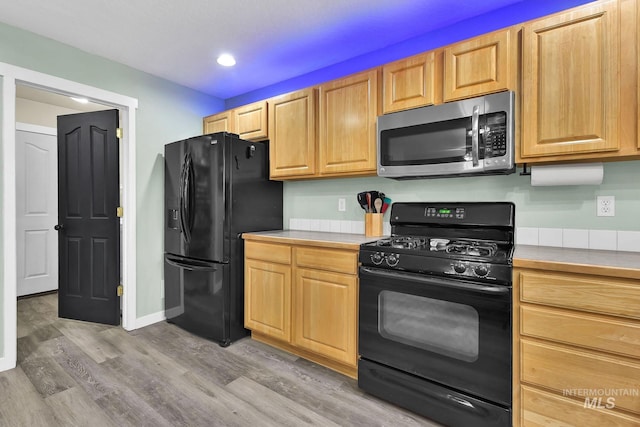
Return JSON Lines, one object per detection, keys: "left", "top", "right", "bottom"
{"left": 16, "top": 124, "right": 59, "bottom": 297}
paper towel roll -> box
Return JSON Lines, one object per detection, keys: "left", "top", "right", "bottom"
{"left": 530, "top": 163, "right": 604, "bottom": 186}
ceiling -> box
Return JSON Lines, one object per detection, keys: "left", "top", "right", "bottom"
{"left": 0, "top": 0, "right": 524, "bottom": 100}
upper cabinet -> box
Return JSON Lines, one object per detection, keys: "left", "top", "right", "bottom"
{"left": 202, "top": 100, "right": 268, "bottom": 142}
{"left": 319, "top": 68, "right": 380, "bottom": 177}
{"left": 519, "top": 1, "right": 620, "bottom": 160}
{"left": 382, "top": 51, "right": 439, "bottom": 114}
{"left": 234, "top": 100, "right": 268, "bottom": 141}
{"left": 203, "top": 110, "right": 232, "bottom": 134}
{"left": 443, "top": 28, "right": 518, "bottom": 102}
{"left": 381, "top": 27, "right": 517, "bottom": 113}
{"left": 268, "top": 88, "right": 318, "bottom": 179}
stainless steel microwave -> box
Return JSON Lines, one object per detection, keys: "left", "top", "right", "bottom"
{"left": 377, "top": 91, "right": 515, "bottom": 179}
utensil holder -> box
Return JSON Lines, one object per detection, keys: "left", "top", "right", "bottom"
{"left": 365, "top": 213, "right": 383, "bottom": 237}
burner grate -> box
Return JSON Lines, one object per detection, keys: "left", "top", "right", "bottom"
{"left": 446, "top": 240, "right": 498, "bottom": 257}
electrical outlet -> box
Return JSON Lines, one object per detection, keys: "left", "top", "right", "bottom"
{"left": 338, "top": 198, "right": 346, "bottom": 212}
{"left": 597, "top": 196, "right": 615, "bottom": 217}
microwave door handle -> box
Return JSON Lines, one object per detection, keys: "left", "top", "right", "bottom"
{"left": 471, "top": 105, "right": 480, "bottom": 167}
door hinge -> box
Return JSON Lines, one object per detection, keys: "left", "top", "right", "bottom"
{"left": 117, "top": 206, "right": 124, "bottom": 217}
{"left": 117, "top": 284, "right": 123, "bottom": 296}
{"left": 116, "top": 128, "right": 123, "bottom": 139}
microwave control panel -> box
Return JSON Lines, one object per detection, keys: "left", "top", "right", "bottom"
{"left": 483, "top": 112, "right": 507, "bottom": 158}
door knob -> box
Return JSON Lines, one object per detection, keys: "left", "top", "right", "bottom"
{"left": 54, "top": 224, "right": 64, "bottom": 231}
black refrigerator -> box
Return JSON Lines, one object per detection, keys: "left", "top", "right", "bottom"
{"left": 164, "top": 132, "right": 283, "bottom": 346}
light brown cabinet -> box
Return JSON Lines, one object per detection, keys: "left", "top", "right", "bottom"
{"left": 513, "top": 268, "right": 640, "bottom": 426}
{"left": 267, "top": 88, "right": 318, "bottom": 179}
{"left": 382, "top": 51, "right": 439, "bottom": 114}
{"left": 202, "top": 100, "right": 268, "bottom": 141}
{"left": 380, "top": 27, "right": 517, "bottom": 114}
{"left": 243, "top": 237, "right": 359, "bottom": 378}
{"left": 203, "top": 110, "right": 232, "bottom": 134}
{"left": 443, "top": 28, "right": 518, "bottom": 103}
{"left": 319, "top": 68, "right": 380, "bottom": 177}
{"left": 234, "top": 100, "right": 268, "bottom": 141}
{"left": 519, "top": 1, "right": 621, "bottom": 161}
{"left": 244, "top": 241, "right": 292, "bottom": 342}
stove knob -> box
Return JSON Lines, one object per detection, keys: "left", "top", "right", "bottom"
{"left": 371, "top": 252, "right": 384, "bottom": 265}
{"left": 386, "top": 254, "right": 399, "bottom": 267}
{"left": 453, "top": 264, "right": 466, "bottom": 274}
{"left": 474, "top": 265, "right": 489, "bottom": 277}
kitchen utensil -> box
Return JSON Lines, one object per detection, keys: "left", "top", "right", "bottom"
{"left": 357, "top": 192, "right": 368, "bottom": 211}
{"left": 366, "top": 193, "right": 372, "bottom": 213}
{"left": 374, "top": 198, "right": 383, "bottom": 213}
{"left": 381, "top": 197, "right": 392, "bottom": 213}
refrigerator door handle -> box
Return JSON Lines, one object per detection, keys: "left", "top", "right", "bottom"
{"left": 186, "top": 154, "right": 195, "bottom": 232}
{"left": 179, "top": 153, "right": 192, "bottom": 244}
{"left": 165, "top": 253, "right": 223, "bottom": 271}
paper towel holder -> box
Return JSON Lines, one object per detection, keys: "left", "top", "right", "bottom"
{"left": 520, "top": 163, "right": 531, "bottom": 176}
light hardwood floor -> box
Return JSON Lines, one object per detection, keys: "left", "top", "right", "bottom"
{"left": 1, "top": 293, "right": 439, "bottom": 426}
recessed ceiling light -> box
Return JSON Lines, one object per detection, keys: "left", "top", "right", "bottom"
{"left": 217, "top": 54, "right": 236, "bottom": 67}
{"left": 70, "top": 96, "right": 89, "bottom": 104}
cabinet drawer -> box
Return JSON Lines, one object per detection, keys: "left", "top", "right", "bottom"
{"left": 245, "top": 241, "right": 291, "bottom": 264}
{"left": 521, "top": 339, "right": 640, "bottom": 415}
{"left": 521, "top": 385, "right": 640, "bottom": 427}
{"left": 519, "top": 271, "right": 640, "bottom": 319}
{"left": 521, "top": 305, "right": 640, "bottom": 358}
{"left": 295, "top": 247, "right": 357, "bottom": 274}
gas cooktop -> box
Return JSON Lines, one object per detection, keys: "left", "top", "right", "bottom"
{"left": 359, "top": 202, "right": 515, "bottom": 284}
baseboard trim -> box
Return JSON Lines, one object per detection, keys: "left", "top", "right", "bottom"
{"left": 0, "top": 354, "right": 16, "bottom": 373}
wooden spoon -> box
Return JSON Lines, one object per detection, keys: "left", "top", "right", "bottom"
{"left": 374, "top": 198, "right": 383, "bottom": 214}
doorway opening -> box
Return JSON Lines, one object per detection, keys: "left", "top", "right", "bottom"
{"left": 1, "top": 62, "right": 138, "bottom": 372}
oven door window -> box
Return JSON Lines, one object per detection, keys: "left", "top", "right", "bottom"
{"left": 378, "top": 290, "right": 479, "bottom": 362}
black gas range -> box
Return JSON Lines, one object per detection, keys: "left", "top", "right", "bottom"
{"left": 358, "top": 202, "right": 515, "bottom": 427}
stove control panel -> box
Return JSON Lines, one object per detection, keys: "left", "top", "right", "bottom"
{"left": 370, "top": 252, "right": 401, "bottom": 267}
{"left": 425, "top": 207, "right": 466, "bottom": 219}
{"left": 446, "top": 261, "right": 492, "bottom": 279}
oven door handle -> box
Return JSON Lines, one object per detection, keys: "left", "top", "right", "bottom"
{"left": 360, "top": 267, "right": 510, "bottom": 295}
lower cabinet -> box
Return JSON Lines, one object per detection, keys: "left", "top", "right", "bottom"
{"left": 293, "top": 268, "right": 357, "bottom": 367}
{"left": 513, "top": 268, "right": 640, "bottom": 426}
{"left": 244, "top": 239, "right": 359, "bottom": 378}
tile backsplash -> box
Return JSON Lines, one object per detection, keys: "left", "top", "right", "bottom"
{"left": 289, "top": 219, "right": 640, "bottom": 253}
{"left": 516, "top": 227, "right": 640, "bottom": 252}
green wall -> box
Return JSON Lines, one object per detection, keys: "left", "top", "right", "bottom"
{"left": 284, "top": 161, "right": 640, "bottom": 231}
{"left": 0, "top": 22, "right": 224, "bottom": 358}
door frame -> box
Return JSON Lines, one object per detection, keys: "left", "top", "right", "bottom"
{"left": 0, "top": 62, "right": 138, "bottom": 372}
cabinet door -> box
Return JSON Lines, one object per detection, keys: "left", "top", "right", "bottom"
{"left": 383, "top": 51, "right": 438, "bottom": 113}
{"left": 520, "top": 2, "right": 620, "bottom": 158}
{"left": 443, "top": 28, "right": 516, "bottom": 102}
{"left": 293, "top": 268, "right": 357, "bottom": 366}
{"left": 319, "top": 68, "right": 380, "bottom": 176}
{"left": 203, "top": 111, "right": 233, "bottom": 134}
{"left": 234, "top": 100, "right": 268, "bottom": 141}
{"left": 268, "top": 88, "right": 318, "bottom": 179}
{"left": 244, "top": 259, "right": 291, "bottom": 342}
